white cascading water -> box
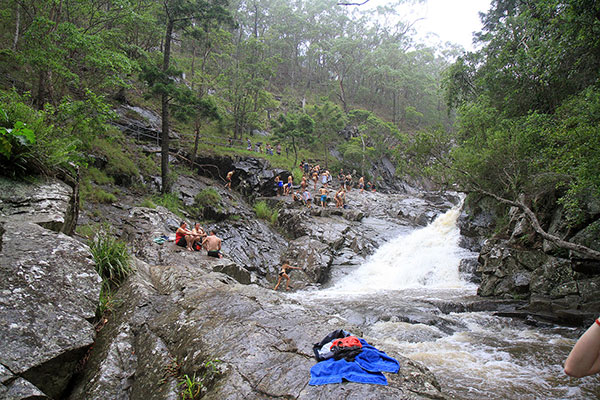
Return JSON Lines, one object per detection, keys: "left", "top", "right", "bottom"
{"left": 299, "top": 202, "right": 597, "bottom": 399}
{"left": 326, "top": 203, "right": 474, "bottom": 295}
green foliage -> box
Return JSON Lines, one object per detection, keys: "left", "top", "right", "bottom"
{"left": 254, "top": 201, "right": 278, "bottom": 225}
{"left": 177, "top": 359, "right": 222, "bottom": 400}
{"left": 89, "top": 136, "right": 139, "bottom": 180}
{"left": 189, "top": 187, "right": 222, "bottom": 218}
{"left": 89, "top": 228, "right": 133, "bottom": 287}
{"left": 140, "top": 198, "right": 157, "bottom": 209}
{"left": 194, "top": 188, "right": 221, "bottom": 208}
{"left": 272, "top": 112, "right": 315, "bottom": 166}
{"left": 153, "top": 193, "right": 185, "bottom": 218}
{"left": 87, "top": 167, "right": 114, "bottom": 185}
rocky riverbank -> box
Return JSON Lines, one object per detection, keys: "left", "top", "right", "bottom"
{"left": 3, "top": 153, "right": 595, "bottom": 398}
{"left": 0, "top": 166, "right": 464, "bottom": 399}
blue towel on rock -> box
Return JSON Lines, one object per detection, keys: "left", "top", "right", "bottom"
{"left": 309, "top": 338, "right": 399, "bottom": 386}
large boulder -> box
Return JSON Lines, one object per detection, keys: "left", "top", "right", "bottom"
{"left": 69, "top": 259, "right": 447, "bottom": 400}
{"left": 0, "top": 178, "right": 100, "bottom": 398}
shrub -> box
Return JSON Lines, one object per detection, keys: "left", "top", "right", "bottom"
{"left": 140, "top": 198, "right": 156, "bottom": 208}
{"left": 87, "top": 167, "right": 114, "bottom": 185}
{"left": 89, "top": 228, "right": 133, "bottom": 287}
{"left": 254, "top": 200, "right": 278, "bottom": 225}
{"left": 95, "top": 189, "right": 117, "bottom": 204}
{"left": 153, "top": 193, "right": 184, "bottom": 217}
{"left": 194, "top": 188, "right": 221, "bottom": 208}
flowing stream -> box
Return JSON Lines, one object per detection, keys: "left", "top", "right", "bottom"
{"left": 295, "top": 204, "right": 600, "bottom": 399}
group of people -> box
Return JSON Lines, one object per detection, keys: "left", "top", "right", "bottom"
{"left": 247, "top": 139, "right": 283, "bottom": 156}
{"left": 175, "top": 221, "right": 223, "bottom": 258}
{"left": 273, "top": 161, "right": 378, "bottom": 209}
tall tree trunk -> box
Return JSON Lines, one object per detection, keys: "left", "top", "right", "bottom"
{"left": 338, "top": 77, "right": 348, "bottom": 113}
{"left": 190, "top": 44, "right": 196, "bottom": 90}
{"left": 193, "top": 118, "right": 200, "bottom": 162}
{"left": 161, "top": 19, "right": 174, "bottom": 194}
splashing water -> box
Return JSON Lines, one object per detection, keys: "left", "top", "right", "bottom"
{"left": 326, "top": 204, "right": 474, "bottom": 295}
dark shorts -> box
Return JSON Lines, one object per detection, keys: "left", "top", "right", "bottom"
{"left": 278, "top": 271, "right": 285, "bottom": 277}
{"left": 321, "top": 195, "right": 327, "bottom": 202}
{"left": 176, "top": 237, "right": 187, "bottom": 247}
{"left": 207, "top": 250, "right": 220, "bottom": 258}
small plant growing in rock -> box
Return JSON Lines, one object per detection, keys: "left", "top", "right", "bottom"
{"left": 177, "top": 359, "right": 222, "bottom": 399}
{"left": 89, "top": 228, "right": 133, "bottom": 287}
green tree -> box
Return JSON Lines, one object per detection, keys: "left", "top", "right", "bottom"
{"left": 308, "top": 100, "right": 347, "bottom": 169}
{"left": 272, "top": 112, "right": 315, "bottom": 166}
{"left": 148, "top": 0, "right": 232, "bottom": 193}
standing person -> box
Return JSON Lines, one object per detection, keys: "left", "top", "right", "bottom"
{"left": 312, "top": 170, "right": 319, "bottom": 190}
{"left": 338, "top": 169, "right": 345, "bottom": 183}
{"left": 303, "top": 188, "right": 312, "bottom": 208}
{"left": 247, "top": 138, "right": 252, "bottom": 151}
{"left": 358, "top": 176, "right": 365, "bottom": 193}
{"left": 345, "top": 173, "right": 352, "bottom": 190}
{"left": 175, "top": 221, "right": 195, "bottom": 251}
{"left": 276, "top": 143, "right": 282, "bottom": 156}
{"left": 334, "top": 188, "right": 345, "bottom": 208}
{"left": 319, "top": 186, "right": 328, "bottom": 208}
{"left": 202, "top": 230, "right": 223, "bottom": 258}
{"left": 273, "top": 262, "right": 302, "bottom": 291}
{"left": 285, "top": 175, "right": 293, "bottom": 196}
{"left": 275, "top": 175, "right": 283, "bottom": 196}
{"left": 225, "top": 170, "right": 234, "bottom": 190}
{"left": 321, "top": 170, "right": 328, "bottom": 188}
{"left": 300, "top": 176, "right": 308, "bottom": 191}
{"left": 303, "top": 161, "right": 310, "bottom": 176}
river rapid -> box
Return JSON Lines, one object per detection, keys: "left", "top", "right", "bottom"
{"left": 293, "top": 204, "right": 600, "bottom": 399}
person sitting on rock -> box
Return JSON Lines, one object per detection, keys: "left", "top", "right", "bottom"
{"left": 273, "top": 262, "right": 302, "bottom": 291}
{"left": 175, "top": 221, "right": 195, "bottom": 251}
{"left": 192, "top": 223, "right": 207, "bottom": 246}
{"left": 202, "top": 230, "right": 223, "bottom": 258}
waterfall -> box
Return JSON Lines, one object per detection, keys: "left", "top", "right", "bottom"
{"left": 326, "top": 204, "right": 474, "bottom": 295}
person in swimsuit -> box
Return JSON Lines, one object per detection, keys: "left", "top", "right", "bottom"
{"left": 175, "top": 221, "right": 195, "bottom": 251}
{"left": 319, "top": 186, "right": 328, "bottom": 208}
{"left": 226, "top": 170, "right": 234, "bottom": 190}
{"left": 285, "top": 175, "right": 293, "bottom": 196}
{"left": 273, "top": 262, "right": 302, "bottom": 291}
{"left": 202, "top": 230, "right": 223, "bottom": 258}
{"left": 358, "top": 176, "right": 365, "bottom": 193}
{"left": 334, "top": 188, "right": 345, "bottom": 208}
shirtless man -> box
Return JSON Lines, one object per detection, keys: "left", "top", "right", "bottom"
{"left": 202, "top": 230, "right": 223, "bottom": 258}
{"left": 358, "top": 176, "right": 365, "bottom": 193}
{"left": 300, "top": 176, "right": 308, "bottom": 191}
{"left": 175, "top": 221, "right": 195, "bottom": 251}
{"left": 192, "top": 223, "right": 207, "bottom": 245}
{"left": 318, "top": 186, "right": 328, "bottom": 208}
{"left": 312, "top": 171, "right": 319, "bottom": 190}
{"left": 273, "top": 262, "right": 302, "bottom": 291}
{"left": 225, "top": 170, "right": 234, "bottom": 190}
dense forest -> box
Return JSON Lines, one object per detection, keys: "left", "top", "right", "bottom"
{"left": 1, "top": 0, "right": 599, "bottom": 256}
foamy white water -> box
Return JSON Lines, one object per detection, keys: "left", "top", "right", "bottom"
{"left": 291, "top": 199, "right": 599, "bottom": 399}
{"left": 326, "top": 204, "right": 474, "bottom": 294}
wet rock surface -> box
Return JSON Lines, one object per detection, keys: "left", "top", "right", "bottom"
{"left": 69, "top": 259, "right": 448, "bottom": 400}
